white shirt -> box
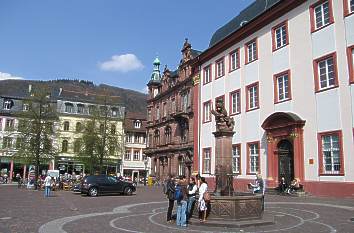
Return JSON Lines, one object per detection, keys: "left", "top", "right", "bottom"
{"left": 188, "top": 184, "right": 198, "bottom": 195}
{"left": 198, "top": 183, "right": 208, "bottom": 202}
{"left": 44, "top": 176, "right": 52, "bottom": 187}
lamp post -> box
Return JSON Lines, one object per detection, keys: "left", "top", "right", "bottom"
{"left": 144, "top": 158, "right": 148, "bottom": 186}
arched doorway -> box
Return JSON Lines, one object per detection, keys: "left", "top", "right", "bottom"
{"left": 277, "top": 140, "right": 294, "bottom": 185}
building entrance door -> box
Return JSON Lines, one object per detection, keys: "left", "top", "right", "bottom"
{"left": 278, "top": 140, "right": 294, "bottom": 186}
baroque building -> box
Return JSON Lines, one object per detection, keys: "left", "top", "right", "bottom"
{"left": 145, "top": 39, "right": 201, "bottom": 181}
{"left": 195, "top": 0, "right": 354, "bottom": 197}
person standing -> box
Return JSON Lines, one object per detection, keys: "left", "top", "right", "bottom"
{"left": 176, "top": 176, "right": 188, "bottom": 227}
{"left": 186, "top": 177, "right": 197, "bottom": 220}
{"left": 198, "top": 177, "right": 208, "bottom": 222}
{"left": 44, "top": 174, "right": 52, "bottom": 197}
{"left": 165, "top": 175, "right": 175, "bottom": 223}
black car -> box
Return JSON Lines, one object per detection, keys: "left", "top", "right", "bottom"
{"left": 81, "top": 175, "right": 136, "bottom": 197}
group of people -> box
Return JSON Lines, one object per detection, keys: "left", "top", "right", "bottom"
{"left": 164, "top": 174, "right": 209, "bottom": 228}
{"left": 279, "top": 177, "right": 302, "bottom": 194}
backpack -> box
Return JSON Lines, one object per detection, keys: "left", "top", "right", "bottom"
{"left": 174, "top": 185, "right": 183, "bottom": 201}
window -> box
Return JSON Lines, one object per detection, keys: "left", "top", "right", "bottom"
{"left": 203, "top": 101, "right": 211, "bottom": 123}
{"left": 88, "top": 105, "right": 97, "bottom": 115}
{"left": 154, "top": 130, "right": 160, "bottom": 145}
{"left": 348, "top": 46, "right": 354, "bottom": 84}
{"left": 134, "top": 134, "right": 140, "bottom": 143}
{"left": 75, "top": 122, "right": 82, "bottom": 132}
{"left": 99, "top": 124, "right": 105, "bottom": 134}
{"left": 246, "top": 82, "right": 259, "bottom": 111}
{"left": 73, "top": 140, "right": 81, "bottom": 153}
{"left": 318, "top": 130, "right": 343, "bottom": 175}
{"left": 171, "top": 98, "right": 176, "bottom": 113}
{"left": 229, "top": 49, "right": 240, "bottom": 72}
{"left": 63, "top": 121, "right": 70, "bottom": 131}
{"left": 5, "top": 119, "right": 14, "bottom": 131}
{"left": 125, "top": 150, "right": 131, "bottom": 160}
{"left": 181, "top": 92, "right": 189, "bottom": 112}
{"left": 274, "top": 70, "right": 292, "bottom": 103}
{"left": 134, "top": 120, "right": 141, "bottom": 128}
{"left": 62, "top": 140, "right": 68, "bottom": 153}
{"left": 310, "top": 0, "right": 334, "bottom": 32}
{"left": 230, "top": 89, "right": 241, "bottom": 115}
{"left": 163, "top": 102, "right": 167, "bottom": 117}
{"left": 156, "top": 105, "right": 160, "bottom": 120}
{"left": 111, "top": 107, "right": 118, "bottom": 117}
{"left": 165, "top": 126, "right": 171, "bottom": 144}
{"left": 100, "top": 106, "right": 107, "bottom": 116}
{"left": 313, "top": 53, "right": 338, "bottom": 92}
{"left": 133, "top": 150, "right": 140, "bottom": 161}
{"left": 2, "top": 137, "right": 13, "bottom": 149}
{"left": 3, "top": 99, "right": 13, "bottom": 110}
{"left": 203, "top": 148, "right": 211, "bottom": 174}
{"left": 64, "top": 103, "right": 74, "bottom": 113}
{"left": 180, "top": 121, "right": 188, "bottom": 143}
{"left": 245, "top": 39, "right": 258, "bottom": 64}
{"left": 344, "top": 0, "right": 354, "bottom": 16}
{"left": 23, "top": 103, "right": 29, "bottom": 111}
{"left": 203, "top": 65, "right": 211, "bottom": 84}
{"left": 126, "top": 134, "right": 132, "bottom": 143}
{"left": 272, "top": 21, "right": 288, "bottom": 51}
{"left": 77, "top": 104, "right": 85, "bottom": 114}
{"left": 178, "top": 157, "right": 185, "bottom": 176}
{"left": 147, "top": 109, "right": 152, "bottom": 121}
{"left": 247, "top": 142, "right": 260, "bottom": 174}
{"left": 111, "top": 124, "right": 116, "bottom": 134}
{"left": 232, "top": 144, "right": 241, "bottom": 174}
{"left": 215, "top": 57, "right": 225, "bottom": 78}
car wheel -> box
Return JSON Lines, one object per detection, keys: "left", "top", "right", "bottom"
{"left": 89, "top": 187, "right": 98, "bottom": 197}
{"left": 124, "top": 187, "right": 133, "bottom": 196}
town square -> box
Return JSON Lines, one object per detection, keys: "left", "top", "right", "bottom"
{"left": 1, "top": 0, "right": 354, "bottom": 232}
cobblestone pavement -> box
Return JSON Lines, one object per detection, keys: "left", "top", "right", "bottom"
{"left": 1, "top": 184, "right": 354, "bottom": 233}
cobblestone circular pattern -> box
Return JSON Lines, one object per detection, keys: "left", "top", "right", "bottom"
{"left": 40, "top": 201, "right": 354, "bottom": 233}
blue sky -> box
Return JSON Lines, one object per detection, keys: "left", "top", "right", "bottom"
{"left": 0, "top": 0, "right": 253, "bottom": 93}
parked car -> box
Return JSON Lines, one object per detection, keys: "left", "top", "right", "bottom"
{"left": 81, "top": 175, "right": 136, "bottom": 197}
{"left": 72, "top": 183, "right": 81, "bottom": 193}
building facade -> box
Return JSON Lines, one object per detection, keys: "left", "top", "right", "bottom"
{"left": 122, "top": 112, "right": 149, "bottom": 182}
{"left": 145, "top": 40, "right": 201, "bottom": 182}
{"left": 196, "top": 0, "right": 354, "bottom": 197}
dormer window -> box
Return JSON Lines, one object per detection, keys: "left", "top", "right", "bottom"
{"left": 3, "top": 99, "right": 14, "bottom": 110}
{"left": 23, "top": 103, "right": 29, "bottom": 111}
{"left": 134, "top": 120, "right": 141, "bottom": 128}
{"left": 111, "top": 107, "right": 118, "bottom": 117}
{"left": 64, "top": 103, "right": 74, "bottom": 113}
{"left": 77, "top": 104, "right": 85, "bottom": 114}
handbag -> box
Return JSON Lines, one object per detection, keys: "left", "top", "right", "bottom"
{"left": 203, "top": 191, "right": 211, "bottom": 202}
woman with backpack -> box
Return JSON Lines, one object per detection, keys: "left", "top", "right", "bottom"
{"left": 198, "top": 177, "right": 208, "bottom": 222}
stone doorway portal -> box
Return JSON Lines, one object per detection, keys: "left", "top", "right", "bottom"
{"left": 277, "top": 140, "right": 294, "bottom": 186}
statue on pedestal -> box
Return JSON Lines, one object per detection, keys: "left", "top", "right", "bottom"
{"left": 211, "top": 98, "right": 235, "bottom": 133}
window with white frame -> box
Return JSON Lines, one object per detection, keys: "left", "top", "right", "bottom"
{"left": 232, "top": 144, "right": 241, "bottom": 174}
{"left": 203, "top": 101, "right": 211, "bottom": 122}
{"left": 2, "top": 137, "right": 13, "bottom": 149}
{"left": 133, "top": 150, "right": 140, "bottom": 160}
{"left": 125, "top": 150, "right": 131, "bottom": 160}
{"left": 230, "top": 90, "right": 241, "bottom": 114}
{"left": 3, "top": 99, "right": 13, "bottom": 110}
{"left": 203, "top": 148, "right": 211, "bottom": 173}
{"left": 204, "top": 65, "right": 211, "bottom": 84}
{"left": 134, "top": 120, "right": 141, "bottom": 128}
{"left": 275, "top": 72, "right": 290, "bottom": 102}
{"left": 247, "top": 83, "right": 259, "bottom": 110}
{"left": 317, "top": 56, "right": 336, "bottom": 90}
{"left": 178, "top": 157, "right": 185, "bottom": 176}
{"left": 248, "top": 143, "right": 259, "bottom": 174}
{"left": 64, "top": 103, "right": 74, "bottom": 113}
{"left": 23, "top": 103, "right": 29, "bottom": 111}
{"left": 313, "top": 0, "right": 331, "bottom": 30}
{"left": 5, "top": 119, "right": 14, "bottom": 131}
{"left": 273, "top": 23, "right": 287, "bottom": 49}
{"left": 230, "top": 50, "right": 240, "bottom": 71}
{"left": 320, "top": 132, "right": 342, "bottom": 174}
{"left": 77, "top": 104, "right": 85, "bottom": 114}
{"left": 246, "top": 40, "right": 257, "bottom": 63}
{"left": 126, "top": 134, "right": 132, "bottom": 143}
{"left": 216, "top": 58, "right": 225, "bottom": 78}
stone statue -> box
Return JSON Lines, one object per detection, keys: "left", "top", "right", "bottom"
{"left": 211, "top": 99, "right": 235, "bottom": 132}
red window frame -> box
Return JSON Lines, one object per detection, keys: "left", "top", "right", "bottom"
{"left": 229, "top": 89, "right": 241, "bottom": 115}
{"left": 244, "top": 38, "right": 258, "bottom": 64}
{"left": 273, "top": 69, "right": 292, "bottom": 104}
{"left": 313, "top": 52, "right": 339, "bottom": 93}
{"left": 229, "top": 48, "right": 240, "bottom": 72}
{"left": 309, "top": 0, "right": 334, "bottom": 33}
{"left": 271, "top": 20, "right": 289, "bottom": 52}
{"left": 202, "top": 147, "right": 212, "bottom": 174}
{"left": 203, "top": 100, "right": 212, "bottom": 123}
{"left": 246, "top": 82, "right": 260, "bottom": 112}
{"left": 215, "top": 57, "right": 225, "bottom": 79}
{"left": 317, "top": 130, "right": 344, "bottom": 176}
{"left": 232, "top": 143, "right": 242, "bottom": 174}
{"left": 343, "top": 0, "right": 354, "bottom": 17}
{"left": 347, "top": 45, "right": 354, "bottom": 84}
{"left": 203, "top": 65, "right": 212, "bottom": 85}
{"left": 246, "top": 141, "right": 260, "bottom": 175}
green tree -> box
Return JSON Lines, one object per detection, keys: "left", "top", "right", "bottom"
{"left": 16, "top": 88, "right": 58, "bottom": 189}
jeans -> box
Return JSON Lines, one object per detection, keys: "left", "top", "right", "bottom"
{"left": 44, "top": 186, "right": 51, "bottom": 197}
{"left": 176, "top": 200, "right": 187, "bottom": 227}
{"left": 186, "top": 196, "right": 196, "bottom": 219}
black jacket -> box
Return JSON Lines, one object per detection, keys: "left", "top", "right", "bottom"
{"left": 166, "top": 180, "right": 175, "bottom": 200}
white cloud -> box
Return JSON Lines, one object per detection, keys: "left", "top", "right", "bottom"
{"left": 0, "top": 72, "right": 23, "bottom": 80}
{"left": 99, "top": 53, "right": 144, "bottom": 72}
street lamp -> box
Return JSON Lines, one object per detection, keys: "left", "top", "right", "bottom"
{"left": 144, "top": 158, "right": 148, "bottom": 186}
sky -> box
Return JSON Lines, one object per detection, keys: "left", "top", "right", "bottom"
{"left": 0, "top": 0, "right": 254, "bottom": 94}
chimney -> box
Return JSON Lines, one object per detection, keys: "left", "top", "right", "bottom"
{"left": 28, "top": 84, "right": 32, "bottom": 93}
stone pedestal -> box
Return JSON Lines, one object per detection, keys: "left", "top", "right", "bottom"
{"left": 213, "top": 131, "right": 235, "bottom": 196}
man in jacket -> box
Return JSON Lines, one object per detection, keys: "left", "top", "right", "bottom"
{"left": 165, "top": 175, "right": 176, "bottom": 222}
